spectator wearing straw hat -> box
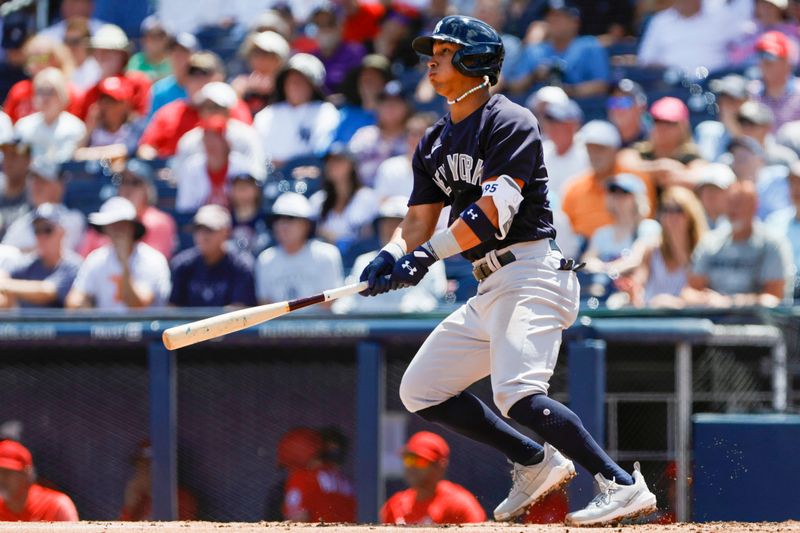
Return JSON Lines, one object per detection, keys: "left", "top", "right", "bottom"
{"left": 0, "top": 439, "right": 78, "bottom": 521}
{"left": 231, "top": 30, "right": 291, "bottom": 116}
{"left": 169, "top": 204, "right": 256, "bottom": 307}
{"left": 65, "top": 196, "right": 170, "bottom": 309}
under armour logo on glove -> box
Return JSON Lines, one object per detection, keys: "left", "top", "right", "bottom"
{"left": 391, "top": 245, "right": 437, "bottom": 288}
{"left": 467, "top": 209, "right": 478, "bottom": 220}
{"left": 401, "top": 260, "right": 418, "bottom": 276}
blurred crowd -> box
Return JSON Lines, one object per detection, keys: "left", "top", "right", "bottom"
{"left": 0, "top": 0, "right": 797, "bottom": 313}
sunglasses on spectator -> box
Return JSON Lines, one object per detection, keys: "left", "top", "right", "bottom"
{"left": 401, "top": 454, "right": 432, "bottom": 469}
{"left": 188, "top": 66, "right": 213, "bottom": 77}
{"left": 34, "top": 224, "right": 55, "bottom": 236}
{"left": 119, "top": 178, "right": 144, "bottom": 187}
{"left": 607, "top": 96, "right": 635, "bottom": 110}
{"left": 659, "top": 204, "right": 684, "bottom": 215}
{"left": 607, "top": 184, "right": 633, "bottom": 195}
{"left": 26, "top": 53, "right": 51, "bottom": 66}
{"left": 274, "top": 215, "right": 303, "bottom": 222}
{"left": 758, "top": 51, "right": 782, "bottom": 62}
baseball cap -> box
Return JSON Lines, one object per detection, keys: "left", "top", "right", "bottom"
{"left": 32, "top": 202, "right": 67, "bottom": 226}
{"left": 650, "top": 97, "right": 689, "bottom": 123}
{"left": 252, "top": 10, "right": 291, "bottom": 37}
{"left": 277, "top": 428, "right": 323, "bottom": 469}
{"left": 1, "top": 11, "right": 32, "bottom": 50}
{"left": 196, "top": 82, "right": 237, "bottom": 109}
{"left": 377, "top": 80, "right": 409, "bottom": 103}
{"left": 607, "top": 173, "right": 646, "bottom": 196}
{"left": 193, "top": 204, "right": 232, "bottom": 231}
{"left": 756, "top": 30, "right": 794, "bottom": 61}
{"left": 543, "top": 99, "right": 583, "bottom": 123}
{"left": 284, "top": 53, "right": 326, "bottom": 91}
{"left": 360, "top": 54, "right": 392, "bottom": 78}
{"left": 377, "top": 196, "right": 409, "bottom": 219}
{"left": 761, "top": 0, "right": 789, "bottom": 11}
{"left": 608, "top": 78, "right": 647, "bottom": 107}
{"left": 97, "top": 76, "right": 133, "bottom": 102}
{"left": 200, "top": 115, "right": 228, "bottom": 135}
{"left": 172, "top": 32, "right": 199, "bottom": 52}
{"left": 525, "top": 85, "right": 568, "bottom": 111}
{"left": 736, "top": 101, "right": 774, "bottom": 126}
{"left": 250, "top": 31, "right": 290, "bottom": 61}
{"left": 0, "top": 440, "right": 33, "bottom": 472}
{"left": 271, "top": 192, "right": 314, "bottom": 219}
{"left": 88, "top": 196, "right": 146, "bottom": 239}
{"left": 404, "top": 431, "right": 449, "bottom": 462}
{"left": 140, "top": 15, "right": 166, "bottom": 35}
{"left": 547, "top": 0, "right": 581, "bottom": 17}
{"left": 578, "top": 120, "right": 621, "bottom": 149}
{"left": 695, "top": 163, "right": 736, "bottom": 190}
{"left": 91, "top": 24, "right": 130, "bottom": 51}
{"left": 709, "top": 74, "right": 749, "bottom": 100}
{"left": 188, "top": 52, "right": 220, "bottom": 75}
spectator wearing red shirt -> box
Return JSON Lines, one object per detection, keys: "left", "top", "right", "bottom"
{"left": 279, "top": 428, "right": 356, "bottom": 523}
{"left": 138, "top": 52, "right": 252, "bottom": 159}
{"left": 77, "top": 24, "right": 152, "bottom": 121}
{"left": 0, "top": 439, "right": 79, "bottom": 521}
{"left": 381, "top": 431, "right": 486, "bottom": 525}
{"left": 341, "top": 0, "right": 386, "bottom": 45}
{"left": 3, "top": 34, "right": 83, "bottom": 123}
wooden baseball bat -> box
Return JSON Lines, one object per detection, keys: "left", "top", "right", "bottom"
{"left": 162, "top": 280, "right": 369, "bottom": 350}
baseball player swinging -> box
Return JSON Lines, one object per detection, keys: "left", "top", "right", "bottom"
{"left": 359, "top": 16, "right": 657, "bottom": 526}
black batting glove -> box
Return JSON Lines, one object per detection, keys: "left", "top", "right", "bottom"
{"left": 390, "top": 246, "right": 437, "bottom": 288}
{"left": 359, "top": 250, "right": 396, "bottom": 296}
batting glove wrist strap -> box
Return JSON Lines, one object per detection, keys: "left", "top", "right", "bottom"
{"left": 390, "top": 245, "right": 436, "bottom": 288}
{"left": 380, "top": 241, "right": 406, "bottom": 261}
{"left": 359, "top": 250, "right": 397, "bottom": 296}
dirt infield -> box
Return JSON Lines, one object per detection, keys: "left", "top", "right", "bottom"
{"left": 0, "top": 522, "right": 797, "bottom": 533}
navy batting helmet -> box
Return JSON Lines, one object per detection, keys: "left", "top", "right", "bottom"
{"left": 412, "top": 16, "right": 504, "bottom": 86}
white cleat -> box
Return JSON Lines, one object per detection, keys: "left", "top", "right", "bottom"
{"left": 565, "top": 461, "right": 658, "bottom": 526}
{"left": 493, "top": 443, "right": 576, "bottom": 522}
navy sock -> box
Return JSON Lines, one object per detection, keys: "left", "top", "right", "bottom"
{"left": 508, "top": 394, "right": 634, "bottom": 485}
{"left": 416, "top": 391, "right": 544, "bottom": 465}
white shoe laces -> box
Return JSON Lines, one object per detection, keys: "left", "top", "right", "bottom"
{"left": 590, "top": 476, "right": 619, "bottom": 507}
{"left": 508, "top": 463, "right": 531, "bottom": 494}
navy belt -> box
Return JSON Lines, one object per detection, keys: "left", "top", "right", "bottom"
{"left": 471, "top": 240, "right": 582, "bottom": 282}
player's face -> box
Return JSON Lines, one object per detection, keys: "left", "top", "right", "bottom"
{"left": 0, "top": 467, "right": 28, "bottom": 500}
{"left": 427, "top": 41, "right": 462, "bottom": 96}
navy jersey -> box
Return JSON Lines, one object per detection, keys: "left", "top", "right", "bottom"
{"left": 408, "top": 94, "right": 556, "bottom": 261}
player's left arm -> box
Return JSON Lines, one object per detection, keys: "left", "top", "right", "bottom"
{"left": 390, "top": 174, "right": 525, "bottom": 287}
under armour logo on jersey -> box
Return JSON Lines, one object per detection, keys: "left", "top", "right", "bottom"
{"left": 467, "top": 209, "right": 478, "bottom": 220}
{"left": 401, "top": 260, "right": 417, "bottom": 276}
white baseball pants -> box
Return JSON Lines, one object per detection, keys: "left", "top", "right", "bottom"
{"left": 399, "top": 239, "right": 581, "bottom": 417}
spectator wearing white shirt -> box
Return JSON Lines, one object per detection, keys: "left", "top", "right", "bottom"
{"left": 2, "top": 158, "right": 85, "bottom": 253}
{"left": 14, "top": 68, "right": 86, "bottom": 163}
{"left": 540, "top": 98, "right": 588, "bottom": 196}
{"left": 38, "top": 0, "right": 106, "bottom": 43}
{"left": 173, "top": 82, "right": 266, "bottom": 180}
{"left": 637, "top": 0, "right": 747, "bottom": 74}
{"left": 253, "top": 54, "right": 339, "bottom": 167}
{"left": 310, "top": 143, "right": 378, "bottom": 249}
{"left": 336, "top": 196, "right": 447, "bottom": 314}
{"left": 65, "top": 196, "right": 170, "bottom": 310}
{"left": 255, "top": 192, "right": 343, "bottom": 308}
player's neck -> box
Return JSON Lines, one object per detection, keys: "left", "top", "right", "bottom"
{"left": 449, "top": 89, "right": 491, "bottom": 124}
